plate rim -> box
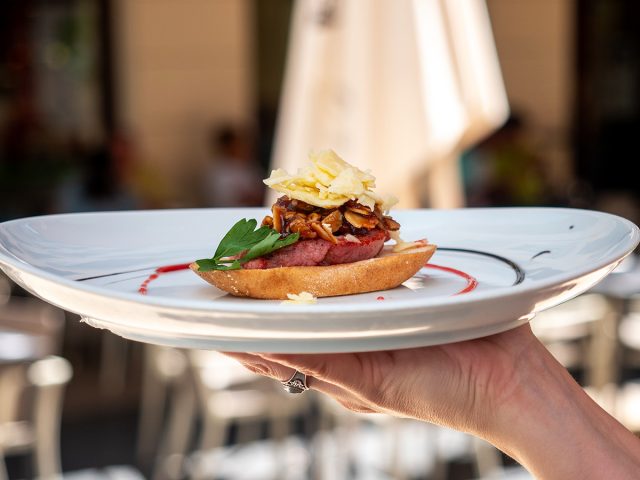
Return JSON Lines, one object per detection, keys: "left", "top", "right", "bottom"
{"left": 0, "top": 206, "right": 638, "bottom": 317}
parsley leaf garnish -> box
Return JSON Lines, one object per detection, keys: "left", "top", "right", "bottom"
{"left": 195, "top": 218, "right": 299, "bottom": 271}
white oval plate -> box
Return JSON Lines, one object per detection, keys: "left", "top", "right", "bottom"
{"left": 0, "top": 208, "right": 637, "bottom": 352}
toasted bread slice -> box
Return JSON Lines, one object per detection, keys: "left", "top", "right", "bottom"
{"left": 190, "top": 243, "right": 436, "bottom": 299}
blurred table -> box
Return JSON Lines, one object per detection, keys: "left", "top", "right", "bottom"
{"left": 591, "top": 253, "right": 640, "bottom": 300}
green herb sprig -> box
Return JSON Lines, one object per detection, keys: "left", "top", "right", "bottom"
{"left": 195, "top": 218, "right": 299, "bottom": 271}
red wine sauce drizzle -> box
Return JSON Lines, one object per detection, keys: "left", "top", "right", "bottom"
{"left": 137, "top": 262, "right": 478, "bottom": 296}
{"left": 423, "top": 263, "right": 478, "bottom": 295}
{"left": 138, "top": 263, "right": 191, "bottom": 295}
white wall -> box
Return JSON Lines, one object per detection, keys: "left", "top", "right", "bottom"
{"left": 112, "top": 0, "right": 255, "bottom": 202}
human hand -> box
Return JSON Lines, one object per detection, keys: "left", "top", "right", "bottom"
{"left": 222, "top": 323, "right": 539, "bottom": 437}
{"left": 223, "top": 322, "right": 640, "bottom": 479}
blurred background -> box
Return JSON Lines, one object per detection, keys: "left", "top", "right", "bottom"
{"left": 1, "top": 0, "right": 640, "bottom": 479}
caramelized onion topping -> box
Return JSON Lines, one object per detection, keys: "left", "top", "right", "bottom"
{"left": 265, "top": 195, "right": 400, "bottom": 240}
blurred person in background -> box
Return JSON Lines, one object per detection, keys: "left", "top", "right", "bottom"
{"left": 461, "top": 113, "right": 551, "bottom": 207}
{"left": 109, "top": 130, "right": 174, "bottom": 210}
{"left": 203, "top": 125, "right": 265, "bottom": 207}
{"left": 54, "top": 132, "right": 140, "bottom": 213}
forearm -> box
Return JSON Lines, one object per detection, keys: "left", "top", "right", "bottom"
{"left": 483, "top": 338, "right": 640, "bottom": 479}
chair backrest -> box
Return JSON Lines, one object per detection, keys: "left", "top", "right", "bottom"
{"left": 0, "top": 298, "right": 66, "bottom": 364}
{"left": 0, "top": 355, "right": 73, "bottom": 480}
{"left": 0, "top": 299, "right": 66, "bottom": 427}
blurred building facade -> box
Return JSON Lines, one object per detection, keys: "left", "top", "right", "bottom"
{"left": 2, "top": 0, "right": 638, "bottom": 218}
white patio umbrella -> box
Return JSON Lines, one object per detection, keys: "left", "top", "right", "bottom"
{"left": 269, "top": 0, "right": 508, "bottom": 208}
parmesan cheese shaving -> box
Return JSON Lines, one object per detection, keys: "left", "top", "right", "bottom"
{"left": 389, "top": 230, "right": 427, "bottom": 253}
{"left": 281, "top": 291, "right": 318, "bottom": 305}
{"left": 343, "top": 234, "right": 361, "bottom": 243}
{"left": 264, "top": 150, "right": 398, "bottom": 212}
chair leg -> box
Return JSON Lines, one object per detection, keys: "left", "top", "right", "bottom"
{"left": 190, "top": 415, "right": 229, "bottom": 480}
{"left": 0, "top": 365, "right": 27, "bottom": 425}
{"left": 99, "top": 332, "right": 129, "bottom": 398}
{"left": 472, "top": 436, "right": 503, "bottom": 478}
{"left": 267, "top": 414, "right": 290, "bottom": 480}
{"left": 27, "top": 356, "right": 72, "bottom": 480}
{"left": 137, "top": 349, "right": 169, "bottom": 469}
{"left": 0, "top": 454, "right": 8, "bottom": 480}
{"left": 32, "top": 385, "right": 65, "bottom": 480}
{"left": 588, "top": 297, "right": 622, "bottom": 391}
{"left": 153, "top": 379, "right": 196, "bottom": 480}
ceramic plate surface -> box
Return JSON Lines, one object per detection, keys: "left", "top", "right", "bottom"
{"left": 0, "top": 208, "right": 637, "bottom": 352}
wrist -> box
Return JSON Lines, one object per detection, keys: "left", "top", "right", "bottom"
{"left": 480, "top": 334, "right": 640, "bottom": 478}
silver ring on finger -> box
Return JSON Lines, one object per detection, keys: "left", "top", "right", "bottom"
{"left": 281, "top": 370, "right": 309, "bottom": 394}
